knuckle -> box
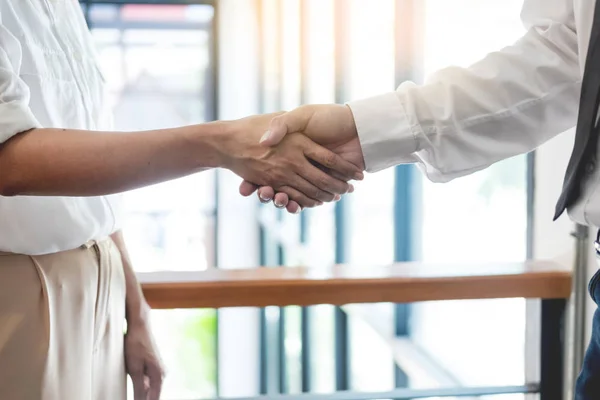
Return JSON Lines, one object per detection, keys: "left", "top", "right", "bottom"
{"left": 317, "top": 174, "right": 330, "bottom": 189}
{"left": 271, "top": 115, "right": 282, "bottom": 125}
{"left": 323, "top": 152, "right": 337, "bottom": 168}
{"left": 270, "top": 170, "right": 285, "bottom": 184}
{"left": 323, "top": 177, "right": 342, "bottom": 194}
{"left": 313, "top": 188, "right": 325, "bottom": 200}
{"left": 284, "top": 158, "right": 297, "bottom": 170}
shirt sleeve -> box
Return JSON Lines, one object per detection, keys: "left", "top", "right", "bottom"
{"left": 347, "top": 0, "right": 580, "bottom": 182}
{"left": 0, "top": 21, "right": 41, "bottom": 144}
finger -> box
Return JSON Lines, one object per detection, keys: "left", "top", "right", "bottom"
{"left": 273, "top": 192, "right": 289, "bottom": 208}
{"left": 286, "top": 173, "right": 337, "bottom": 203}
{"left": 303, "top": 143, "right": 364, "bottom": 181}
{"left": 257, "top": 186, "right": 275, "bottom": 203}
{"left": 147, "top": 366, "right": 164, "bottom": 400}
{"left": 260, "top": 106, "right": 314, "bottom": 146}
{"left": 310, "top": 160, "right": 362, "bottom": 185}
{"left": 239, "top": 180, "right": 259, "bottom": 197}
{"left": 276, "top": 185, "right": 322, "bottom": 208}
{"left": 131, "top": 373, "right": 147, "bottom": 400}
{"left": 298, "top": 161, "right": 351, "bottom": 197}
{"left": 328, "top": 169, "right": 351, "bottom": 181}
{"left": 286, "top": 200, "right": 301, "bottom": 214}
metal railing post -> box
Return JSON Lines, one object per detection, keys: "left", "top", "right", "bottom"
{"left": 571, "top": 223, "right": 590, "bottom": 393}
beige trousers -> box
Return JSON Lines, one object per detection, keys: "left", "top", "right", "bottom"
{"left": 0, "top": 239, "right": 127, "bottom": 400}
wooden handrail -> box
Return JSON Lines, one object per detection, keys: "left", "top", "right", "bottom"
{"left": 139, "top": 261, "right": 572, "bottom": 309}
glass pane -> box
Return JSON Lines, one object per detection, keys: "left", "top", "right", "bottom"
{"left": 89, "top": 4, "right": 215, "bottom": 272}
{"left": 349, "top": 168, "right": 396, "bottom": 265}
{"left": 306, "top": 205, "right": 337, "bottom": 393}
{"left": 413, "top": 0, "right": 528, "bottom": 390}
{"left": 89, "top": 5, "right": 218, "bottom": 399}
{"left": 349, "top": 309, "right": 395, "bottom": 391}
{"left": 301, "top": 1, "right": 338, "bottom": 390}
{"left": 347, "top": 0, "right": 396, "bottom": 100}
{"left": 149, "top": 309, "right": 217, "bottom": 399}
{"left": 281, "top": 0, "right": 301, "bottom": 110}
{"left": 261, "top": 0, "right": 282, "bottom": 112}
{"left": 284, "top": 306, "right": 303, "bottom": 394}
{"left": 346, "top": 0, "right": 396, "bottom": 392}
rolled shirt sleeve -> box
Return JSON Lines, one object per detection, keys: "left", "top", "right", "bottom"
{"left": 0, "top": 21, "right": 41, "bottom": 144}
{"left": 347, "top": 0, "right": 581, "bottom": 182}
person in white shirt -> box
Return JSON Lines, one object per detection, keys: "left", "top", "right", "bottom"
{"left": 0, "top": 2, "right": 364, "bottom": 400}
{"left": 243, "top": 0, "right": 600, "bottom": 397}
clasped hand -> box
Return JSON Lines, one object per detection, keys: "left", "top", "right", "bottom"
{"left": 219, "top": 104, "right": 365, "bottom": 213}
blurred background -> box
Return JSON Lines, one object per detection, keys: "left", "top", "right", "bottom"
{"left": 78, "top": 0, "right": 554, "bottom": 399}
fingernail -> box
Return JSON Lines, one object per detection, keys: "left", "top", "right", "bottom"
{"left": 294, "top": 208, "right": 301, "bottom": 214}
{"left": 334, "top": 195, "right": 341, "bottom": 202}
{"left": 259, "top": 193, "right": 272, "bottom": 202}
{"left": 259, "top": 130, "right": 271, "bottom": 143}
{"left": 274, "top": 200, "right": 284, "bottom": 208}
{"left": 354, "top": 172, "right": 364, "bottom": 180}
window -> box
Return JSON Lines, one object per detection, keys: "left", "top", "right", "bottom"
{"left": 256, "top": 0, "right": 532, "bottom": 396}
{"left": 413, "top": 0, "right": 529, "bottom": 391}
{"left": 81, "top": 0, "right": 532, "bottom": 398}
{"left": 82, "top": 2, "right": 218, "bottom": 398}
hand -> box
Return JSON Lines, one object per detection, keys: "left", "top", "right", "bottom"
{"left": 219, "top": 112, "right": 364, "bottom": 207}
{"left": 125, "top": 320, "right": 165, "bottom": 400}
{"left": 239, "top": 105, "right": 365, "bottom": 213}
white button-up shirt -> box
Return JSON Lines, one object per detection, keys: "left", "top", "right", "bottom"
{"left": 349, "top": 0, "right": 600, "bottom": 226}
{"left": 0, "top": 1, "right": 121, "bottom": 255}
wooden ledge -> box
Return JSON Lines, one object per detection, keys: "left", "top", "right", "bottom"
{"left": 139, "top": 261, "right": 572, "bottom": 309}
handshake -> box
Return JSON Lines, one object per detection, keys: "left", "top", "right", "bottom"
{"left": 219, "top": 104, "right": 365, "bottom": 214}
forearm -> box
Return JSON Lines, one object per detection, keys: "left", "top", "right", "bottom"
{"left": 0, "top": 124, "right": 224, "bottom": 196}
{"left": 111, "top": 230, "right": 150, "bottom": 324}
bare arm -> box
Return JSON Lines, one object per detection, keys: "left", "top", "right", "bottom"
{"left": 110, "top": 230, "right": 150, "bottom": 323}
{"left": 0, "top": 114, "right": 362, "bottom": 203}
{"left": 0, "top": 18, "right": 361, "bottom": 203}
{"left": 0, "top": 125, "right": 222, "bottom": 196}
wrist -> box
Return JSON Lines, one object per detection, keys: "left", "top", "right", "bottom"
{"left": 184, "top": 121, "right": 231, "bottom": 169}
{"left": 343, "top": 104, "right": 359, "bottom": 140}
{"left": 126, "top": 300, "right": 151, "bottom": 327}
{"left": 205, "top": 120, "right": 242, "bottom": 170}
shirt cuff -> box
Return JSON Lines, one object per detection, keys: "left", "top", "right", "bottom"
{"left": 0, "top": 101, "right": 42, "bottom": 144}
{"left": 347, "top": 92, "right": 417, "bottom": 173}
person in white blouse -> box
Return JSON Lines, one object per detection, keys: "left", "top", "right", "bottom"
{"left": 0, "top": 2, "right": 364, "bottom": 400}
{"left": 243, "top": 0, "right": 600, "bottom": 398}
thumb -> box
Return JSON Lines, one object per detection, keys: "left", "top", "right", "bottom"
{"left": 259, "top": 106, "right": 313, "bottom": 146}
